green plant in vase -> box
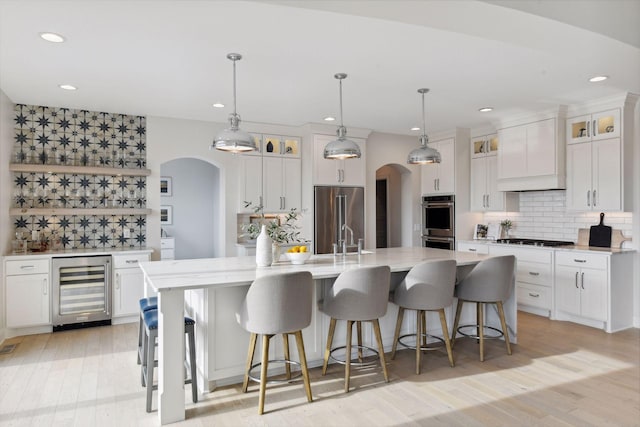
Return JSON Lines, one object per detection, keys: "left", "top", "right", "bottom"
{"left": 241, "top": 201, "right": 305, "bottom": 244}
{"left": 500, "top": 219, "right": 513, "bottom": 238}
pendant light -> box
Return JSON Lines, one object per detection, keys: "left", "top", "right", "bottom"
{"left": 407, "top": 88, "right": 441, "bottom": 165}
{"left": 323, "top": 73, "right": 361, "bottom": 160}
{"left": 212, "top": 53, "right": 255, "bottom": 153}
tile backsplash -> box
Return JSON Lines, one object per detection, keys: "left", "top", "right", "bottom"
{"left": 483, "top": 190, "right": 633, "bottom": 248}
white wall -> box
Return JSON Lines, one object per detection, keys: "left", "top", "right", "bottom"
{"left": 160, "top": 158, "right": 220, "bottom": 259}
{"left": 0, "top": 90, "right": 13, "bottom": 342}
{"left": 633, "top": 96, "right": 639, "bottom": 327}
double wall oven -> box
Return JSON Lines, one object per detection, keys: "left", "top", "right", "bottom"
{"left": 421, "top": 195, "right": 455, "bottom": 250}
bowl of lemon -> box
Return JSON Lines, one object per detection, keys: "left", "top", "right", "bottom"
{"left": 286, "top": 245, "right": 311, "bottom": 265}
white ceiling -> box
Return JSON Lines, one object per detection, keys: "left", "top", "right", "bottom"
{"left": 1, "top": 0, "right": 638, "bottom": 136}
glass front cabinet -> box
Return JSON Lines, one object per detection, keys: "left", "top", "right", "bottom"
{"left": 566, "top": 108, "right": 620, "bottom": 144}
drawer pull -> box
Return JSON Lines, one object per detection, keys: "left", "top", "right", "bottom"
{"left": 574, "top": 259, "right": 587, "bottom": 263}
{"left": 468, "top": 248, "right": 477, "bottom": 252}
{"left": 20, "top": 265, "right": 35, "bottom": 269}
{"left": 125, "top": 260, "right": 138, "bottom": 264}
{"left": 528, "top": 272, "right": 540, "bottom": 276}
{"left": 528, "top": 292, "right": 540, "bottom": 298}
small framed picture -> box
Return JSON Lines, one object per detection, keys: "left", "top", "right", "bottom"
{"left": 160, "top": 177, "right": 172, "bottom": 196}
{"left": 160, "top": 205, "right": 173, "bottom": 225}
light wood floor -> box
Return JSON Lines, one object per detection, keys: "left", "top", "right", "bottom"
{"left": 1, "top": 312, "right": 639, "bottom": 426}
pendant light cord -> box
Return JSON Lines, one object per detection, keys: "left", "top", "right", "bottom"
{"left": 421, "top": 90, "right": 427, "bottom": 147}
{"left": 232, "top": 58, "right": 237, "bottom": 116}
{"left": 339, "top": 78, "right": 344, "bottom": 127}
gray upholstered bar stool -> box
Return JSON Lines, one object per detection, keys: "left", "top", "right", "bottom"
{"left": 236, "top": 271, "right": 314, "bottom": 415}
{"left": 451, "top": 255, "right": 516, "bottom": 362}
{"left": 319, "top": 265, "right": 391, "bottom": 392}
{"left": 390, "top": 259, "right": 457, "bottom": 374}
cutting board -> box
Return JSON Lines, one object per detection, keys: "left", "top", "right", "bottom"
{"left": 589, "top": 212, "right": 612, "bottom": 247}
{"left": 578, "top": 228, "right": 632, "bottom": 248}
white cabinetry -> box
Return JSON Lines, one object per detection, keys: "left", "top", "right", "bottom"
{"left": 5, "top": 258, "right": 50, "bottom": 328}
{"left": 112, "top": 253, "right": 150, "bottom": 319}
{"left": 457, "top": 241, "right": 489, "bottom": 254}
{"left": 554, "top": 250, "right": 633, "bottom": 332}
{"left": 161, "top": 237, "right": 175, "bottom": 260}
{"left": 470, "top": 134, "right": 517, "bottom": 212}
{"left": 421, "top": 138, "right": 454, "bottom": 195}
{"left": 497, "top": 117, "right": 565, "bottom": 191}
{"left": 566, "top": 109, "right": 620, "bottom": 144}
{"left": 313, "top": 134, "right": 366, "bottom": 186}
{"left": 262, "top": 157, "right": 301, "bottom": 212}
{"left": 490, "top": 245, "right": 553, "bottom": 317}
{"left": 238, "top": 134, "right": 302, "bottom": 213}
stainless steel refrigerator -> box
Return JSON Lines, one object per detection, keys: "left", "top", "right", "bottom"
{"left": 314, "top": 186, "right": 365, "bottom": 254}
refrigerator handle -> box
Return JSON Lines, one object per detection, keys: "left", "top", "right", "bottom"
{"left": 337, "top": 194, "right": 346, "bottom": 245}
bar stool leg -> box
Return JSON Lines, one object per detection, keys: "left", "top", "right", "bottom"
{"left": 391, "top": 307, "right": 404, "bottom": 359}
{"left": 187, "top": 324, "right": 198, "bottom": 403}
{"left": 478, "top": 302, "right": 485, "bottom": 362}
{"left": 497, "top": 301, "right": 512, "bottom": 355}
{"left": 372, "top": 319, "right": 389, "bottom": 383}
{"left": 242, "top": 333, "right": 258, "bottom": 393}
{"left": 415, "top": 310, "right": 422, "bottom": 375}
{"left": 451, "top": 299, "right": 464, "bottom": 347}
{"left": 137, "top": 311, "right": 144, "bottom": 365}
{"left": 258, "top": 335, "right": 270, "bottom": 415}
{"left": 282, "top": 334, "right": 291, "bottom": 380}
{"left": 294, "top": 330, "right": 313, "bottom": 403}
{"left": 421, "top": 311, "right": 427, "bottom": 348}
{"left": 438, "top": 308, "right": 455, "bottom": 367}
{"left": 356, "top": 321, "right": 363, "bottom": 362}
{"left": 141, "top": 323, "right": 148, "bottom": 386}
{"left": 345, "top": 320, "right": 353, "bottom": 392}
{"left": 322, "top": 318, "right": 337, "bottom": 376}
{"left": 146, "top": 329, "right": 156, "bottom": 413}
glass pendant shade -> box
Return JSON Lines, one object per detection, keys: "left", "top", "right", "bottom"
{"left": 212, "top": 53, "right": 255, "bottom": 153}
{"left": 324, "top": 73, "right": 361, "bottom": 160}
{"left": 407, "top": 88, "right": 440, "bottom": 165}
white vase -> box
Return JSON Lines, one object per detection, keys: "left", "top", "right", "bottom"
{"left": 271, "top": 243, "right": 282, "bottom": 265}
{"left": 255, "top": 224, "right": 273, "bottom": 267}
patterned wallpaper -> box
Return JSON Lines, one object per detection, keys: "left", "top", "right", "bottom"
{"left": 11, "top": 104, "right": 148, "bottom": 249}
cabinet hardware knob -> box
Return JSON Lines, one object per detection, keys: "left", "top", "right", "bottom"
{"left": 125, "top": 260, "right": 137, "bottom": 264}
{"left": 575, "top": 271, "right": 579, "bottom": 288}
{"left": 21, "top": 265, "right": 35, "bottom": 269}
{"left": 574, "top": 259, "right": 586, "bottom": 263}
{"left": 528, "top": 293, "right": 539, "bottom": 298}
{"left": 528, "top": 272, "right": 540, "bottom": 276}
{"left": 469, "top": 248, "right": 477, "bottom": 252}
{"left": 581, "top": 272, "right": 585, "bottom": 289}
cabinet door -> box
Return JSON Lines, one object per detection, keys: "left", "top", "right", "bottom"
{"left": 313, "top": 135, "right": 340, "bottom": 185}
{"left": 565, "top": 142, "right": 592, "bottom": 211}
{"left": 6, "top": 273, "right": 50, "bottom": 327}
{"left": 555, "top": 265, "right": 581, "bottom": 316}
{"left": 340, "top": 138, "right": 366, "bottom": 186}
{"left": 262, "top": 157, "right": 285, "bottom": 212}
{"left": 579, "top": 268, "right": 607, "bottom": 321}
{"left": 113, "top": 268, "right": 144, "bottom": 317}
{"left": 592, "top": 109, "right": 620, "bottom": 141}
{"left": 421, "top": 158, "right": 439, "bottom": 194}
{"left": 485, "top": 155, "right": 505, "bottom": 211}
{"left": 526, "top": 119, "right": 556, "bottom": 177}
{"left": 469, "top": 157, "right": 486, "bottom": 211}
{"left": 436, "top": 139, "right": 455, "bottom": 193}
{"left": 282, "top": 157, "right": 301, "bottom": 211}
{"left": 239, "top": 155, "right": 263, "bottom": 211}
{"left": 567, "top": 114, "right": 592, "bottom": 144}
{"left": 498, "top": 125, "right": 527, "bottom": 179}
{"left": 592, "top": 138, "right": 621, "bottom": 211}
{"left": 471, "top": 136, "right": 487, "bottom": 159}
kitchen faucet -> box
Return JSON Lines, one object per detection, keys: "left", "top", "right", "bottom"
{"left": 341, "top": 224, "right": 362, "bottom": 255}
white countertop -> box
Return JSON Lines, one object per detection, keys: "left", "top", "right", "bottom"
{"left": 458, "top": 240, "right": 634, "bottom": 255}
{"left": 140, "top": 247, "right": 488, "bottom": 292}
{"left": 4, "top": 247, "right": 153, "bottom": 260}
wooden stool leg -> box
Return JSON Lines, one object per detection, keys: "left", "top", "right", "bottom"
{"left": 421, "top": 311, "right": 427, "bottom": 348}
{"left": 258, "top": 335, "right": 270, "bottom": 415}
{"left": 242, "top": 333, "right": 257, "bottom": 393}
{"left": 451, "top": 299, "right": 464, "bottom": 348}
{"left": 478, "top": 303, "right": 485, "bottom": 362}
{"left": 345, "top": 320, "right": 353, "bottom": 392}
{"left": 476, "top": 302, "right": 481, "bottom": 344}
{"left": 187, "top": 325, "right": 198, "bottom": 403}
{"left": 322, "top": 318, "right": 337, "bottom": 376}
{"left": 373, "top": 319, "right": 389, "bottom": 383}
{"left": 438, "top": 308, "right": 455, "bottom": 367}
{"left": 497, "top": 301, "right": 512, "bottom": 356}
{"left": 356, "top": 321, "right": 363, "bottom": 362}
{"left": 415, "top": 309, "right": 422, "bottom": 375}
{"left": 283, "top": 333, "right": 291, "bottom": 380}
{"left": 294, "top": 330, "right": 313, "bottom": 403}
{"left": 391, "top": 307, "right": 404, "bottom": 359}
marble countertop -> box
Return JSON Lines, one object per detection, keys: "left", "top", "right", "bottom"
{"left": 458, "top": 239, "right": 634, "bottom": 255}
{"left": 140, "top": 247, "right": 489, "bottom": 292}
{"left": 4, "top": 247, "right": 153, "bottom": 260}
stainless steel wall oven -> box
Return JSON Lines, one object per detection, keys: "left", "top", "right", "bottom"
{"left": 422, "top": 195, "right": 455, "bottom": 250}
{"left": 52, "top": 255, "right": 112, "bottom": 330}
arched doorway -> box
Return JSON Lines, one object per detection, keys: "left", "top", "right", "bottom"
{"left": 160, "top": 158, "right": 221, "bottom": 259}
{"left": 375, "top": 163, "right": 412, "bottom": 248}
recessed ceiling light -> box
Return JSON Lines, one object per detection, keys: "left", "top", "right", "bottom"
{"left": 323, "top": 116, "right": 336, "bottom": 121}
{"left": 212, "top": 103, "right": 225, "bottom": 108}
{"left": 39, "top": 32, "right": 65, "bottom": 43}
{"left": 59, "top": 84, "right": 77, "bottom": 91}
{"left": 589, "top": 75, "right": 608, "bottom": 83}
{"left": 478, "top": 107, "right": 493, "bottom": 112}
{"left": 410, "top": 127, "right": 420, "bottom": 131}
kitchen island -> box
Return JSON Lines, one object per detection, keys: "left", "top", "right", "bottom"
{"left": 139, "top": 247, "right": 515, "bottom": 424}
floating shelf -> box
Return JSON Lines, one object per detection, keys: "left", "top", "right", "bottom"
{"left": 10, "top": 208, "right": 152, "bottom": 216}
{"left": 9, "top": 163, "right": 151, "bottom": 177}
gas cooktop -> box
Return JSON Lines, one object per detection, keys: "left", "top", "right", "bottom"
{"left": 495, "top": 238, "right": 574, "bottom": 247}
